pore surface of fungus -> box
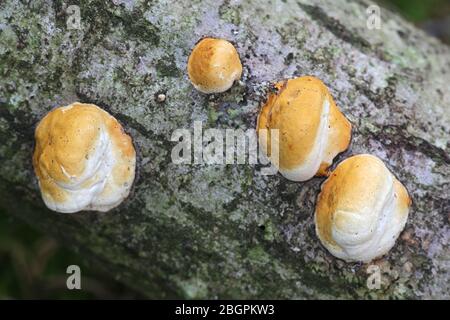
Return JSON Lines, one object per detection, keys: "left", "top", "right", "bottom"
{"left": 315, "top": 154, "right": 411, "bottom": 262}
{"left": 257, "top": 76, "right": 352, "bottom": 181}
{"left": 187, "top": 37, "right": 242, "bottom": 94}
{"left": 33, "top": 102, "right": 136, "bottom": 213}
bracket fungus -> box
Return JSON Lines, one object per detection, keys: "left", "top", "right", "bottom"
{"left": 314, "top": 154, "right": 411, "bottom": 262}
{"left": 257, "top": 76, "right": 352, "bottom": 181}
{"left": 187, "top": 37, "right": 242, "bottom": 94}
{"left": 33, "top": 102, "right": 136, "bottom": 213}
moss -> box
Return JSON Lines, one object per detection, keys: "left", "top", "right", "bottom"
{"left": 298, "top": 3, "right": 372, "bottom": 55}
{"left": 389, "top": 47, "right": 427, "bottom": 69}
{"left": 247, "top": 246, "right": 271, "bottom": 266}
{"left": 122, "top": 17, "right": 160, "bottom": 45}
{"left": 219, "top": 1, "right": 241, "bottom": 25}
{"left": 262, "top": 220, "right": 278, "bottom": 242}
{"left": 208, "top": 108, "right": 219, "bottom": 124}
{"left": 178, "top": 277, "right": 208, "bottom": 299}
{"left": 226, "top": 107, "right": 241, "bottom": 119}
{"left": 156, "top": 55, "right": 182, "bottom": 78}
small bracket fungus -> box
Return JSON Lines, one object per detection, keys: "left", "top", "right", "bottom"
{"left": 187, "top": 37, "right": 242, "bottom": 94}
{"left": 257, "top": 76, "right": 352, "bottom": 181}
{"left": 33, "top": 102, "right": 136, "bottom": 213}
{"left": 314, "top": 154, "right": 411, "bottom": 262}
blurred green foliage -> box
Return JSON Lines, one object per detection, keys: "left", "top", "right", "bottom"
{"left": 382, "top": 0, "right": 450, "bottom": 45}
{"left": 382, "top": 0, "right": 450, "bottom": 21}
{"left": 0, "top": 210, "right": 141, "bottom": 299}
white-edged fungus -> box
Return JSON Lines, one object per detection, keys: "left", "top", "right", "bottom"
{"left": 315, "top": 154, "right": 411, "bottom": 262}
{"left": 33, "top": 102, "right": 136, "bottom": 213}
{"left": 187, "top": 37, "right": 242, "bottom": 94}
{"left": 257, "top": 76, "right": 352, "bottom": 181}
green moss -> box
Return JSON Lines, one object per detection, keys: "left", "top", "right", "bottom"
{"left": 178, "top": 277, "right": 208, "bottom": 299}
{"left": 226, "top": 107, "right": 241, "bottom": 119}
{"left": 219, "top": 1, "right": 241, "bottom": 25}
{"left": 208, "top": 108, "right": 219, "bottom": 124}
{"left": 247, "top": 246, "right": 271, "bottom": 266}
{"left": 156, "top": 55, "right": 181, "bottom": 78}
{"left": 389, "top": 47, "right": 426, "bottom": 69}
{"left": 262, "top": 220, "right": 278, "bottom": 242}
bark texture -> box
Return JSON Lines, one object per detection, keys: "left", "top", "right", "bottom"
{"left": 0, "top": 0, "right": 449, "bottom": 299}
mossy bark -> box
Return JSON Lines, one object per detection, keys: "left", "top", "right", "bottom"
{"left": 0, "top": 0, "right": 449, "bottom": 299}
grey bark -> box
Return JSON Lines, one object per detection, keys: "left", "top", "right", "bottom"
{"left": 0, "top": 0, "right": 449, "bottom": 299}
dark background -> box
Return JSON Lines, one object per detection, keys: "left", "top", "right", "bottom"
{"left": 1, "top": 0, "right": 449, "bottom": 299}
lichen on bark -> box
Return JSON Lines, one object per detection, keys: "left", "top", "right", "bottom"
{"left": 0, "top": 0, "right": 449, "bottom": 299}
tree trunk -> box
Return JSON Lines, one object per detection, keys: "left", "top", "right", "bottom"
{"left": 0, "top": 0, "right": 449, "bottom": 299}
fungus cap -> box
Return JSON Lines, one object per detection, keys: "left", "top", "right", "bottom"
{"left": 257, "top": 76, "right": 352, "bottom": 181}
{"left": 315, "top": 154, "right": 411, "bottom": 262}
{"left": 33, "top": 102, "right": 136, "bottom": 213}
{"left": 187, "top": 37, "right": 242, "bottom": 94}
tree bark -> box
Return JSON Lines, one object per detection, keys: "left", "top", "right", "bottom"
{"left": 0, "top": 0, "right": 449, "bottom": 299}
